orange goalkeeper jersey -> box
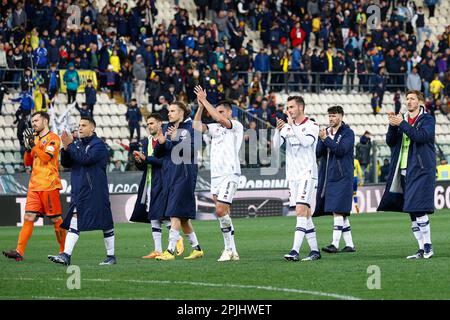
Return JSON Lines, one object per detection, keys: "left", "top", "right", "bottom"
{"left": 24, "top": 131, "right": 62, "bottom": 191}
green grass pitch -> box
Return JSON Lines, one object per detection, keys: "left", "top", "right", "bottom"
{"left": 1, "top": 211, "right": 450, "bottom": 300}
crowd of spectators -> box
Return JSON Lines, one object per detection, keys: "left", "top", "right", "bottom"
{"left": 0, "top": 0, "right": 450, "bottom": 173}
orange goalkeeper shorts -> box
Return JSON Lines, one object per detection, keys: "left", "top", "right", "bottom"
{"left": 25, "top": 189, "right": 62, "bottom": 217}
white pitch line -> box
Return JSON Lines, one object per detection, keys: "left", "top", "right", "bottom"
{"left": 1, "top": 277, "right": 361, "bottom": 300}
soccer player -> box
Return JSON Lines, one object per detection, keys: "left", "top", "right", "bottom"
{"left": 193, "top": 86, "right": 242, "bottom": 262}
{"left": 130, "top": 113, "right": 184, "bottom": 259}
{"left": 353, "top": 158, "right": 363, "bottom": 213}
{"left": 154, "top": 101, "right": 203, "bottom": 261}
{"left": 315, "top": 106, "right": 356, "bottom": 253}
{"left": 272, "top": 96, "right": 321, "bottom": 262}
{"left": 3, "top": 111, "right": 66, "bottom": 261}
{"left": 378, "top": 90, "right": 436, "bottom": 259}
{"left": 48, "top": 117, "right": 116, "bottom": 265}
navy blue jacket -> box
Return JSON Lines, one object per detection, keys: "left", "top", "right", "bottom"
{"left": 154, "top": 119, "right": 198, "bottom": 219}
{"left": 130, "top": 137, "right": 165, "bottom": 223}
{"left": 61, "top": 134, "right": 114, "bottom": 231}
{"left": 85, "top": 86, "right": 97, "bottom": 105}
{"left": 126, "top": 106, "right": 142, "bottom": 126}
{"left": 314, "top": 123, "right": 355, "bottom": 216}
{"left": 75, "top": 104, "right": 93, "bottom": 118}
{"left": 378, "top": 109, "right": 436, "bottom": 214}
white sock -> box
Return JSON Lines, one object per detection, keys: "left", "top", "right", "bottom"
{"left": 342, "top": 217, "right": 354, "bottom": 248}
{"left": 186, "top": 232, "right": 200, "bottom": 250}
{"left": 164, "top": 219, "right": 171, "bottom": 230}
{"left": 164, "top": 220, "right": 182, "bottom": 240}
{"left": 151, "top": 220, "right": 162, "bottom": 252}
{"left": 305, "top": 217, "right": 318, "bottom": 252}
{"left": 103, "top": 229, "right": 115, "bottom": 256}
{"left": 218, "top": 215, "right": 233, "bottom": 251}
{"left": 168, "top": 228, "right": 180, "bottom": 253}
{"left": 411, "top": 221, "right": 424, "bottom": 250}
{"left": 332, "top": 216, "right": 344, "bottom": 248}
{"left": 64, "top": 217, "right": 79, "bottom": 256}
{"left": 230, "top": 221, "right": 237, "bottom": 254}
{"left": 416, "top": 215, "right": 431, "bottom": 245}
{"left": 292, "top": 216, "right": 307, "bottom": 253}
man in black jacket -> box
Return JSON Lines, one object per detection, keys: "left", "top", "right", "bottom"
{"left": 0, "top": 80, "right": 8, "bottom": 115}
{"left": 269, "top": 47, "right": 282, "bottom": 92}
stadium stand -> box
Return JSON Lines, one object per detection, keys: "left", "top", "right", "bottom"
{"left": 0, "top": 0, "right": 449, "bottom": 180}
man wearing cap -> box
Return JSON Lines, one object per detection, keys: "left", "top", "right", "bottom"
{"left": 133, "top": 54, "right": 147, "bottom": 107}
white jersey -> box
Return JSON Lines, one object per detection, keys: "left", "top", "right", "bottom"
{"left": 206, "top": 120, "right": 243, "bottom": 178}
{"left": 272, "top": 118, "right": 319, "bottom": 181}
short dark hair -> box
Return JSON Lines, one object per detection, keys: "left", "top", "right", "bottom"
{"left": 328, "top": 105, "right": 344, "bottom": 115}
{"left": 31, "top": 111, "right": 50, "bottom": 122}
{"left": 216, "top": 100, "right": 233, "bottom": 109}
{"left": 87, "top": 79, "right": 92, "bottom": 83}
{"left": 146, "top": 113, "right": 163, "bottom": 122}
{"left": 287, "top": 95, "right": 305, "bottom": 110}
{"left": 80, "top": 116, "right": 96, "bottom": 127}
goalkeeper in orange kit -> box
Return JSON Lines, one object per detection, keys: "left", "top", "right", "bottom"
{"left": 3, "top": 111, "right": 66, "bottom": 261}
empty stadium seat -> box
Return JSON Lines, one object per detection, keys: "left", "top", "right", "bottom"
{"left": 110, "top": 116, "right": 121, "bottom": 126}
{"left": 4, "top": 140, "right": 14, "bottom": 151}
{"left": 13, "top": 152, "right": 21, "bottom": 163}
{"left": 4, "top": 152, "right": 15, "bottom": 164}
{"left": 120, "top": 127, "right": 129, "bottom": 138}
{"left": 95, "top": 127, "right": 104, "bottom": 137}
{"left": 5, "top": 164, "right": 15, "bottom": 174}
{"left": 102, "top": 115, "right": 112, "bottom": 127}
{"left": 5, "top": 103, "right": 15, "bottom": 115}
{"left": 3, "top": 115, "right": 14, "bottom": 126}
{"left": 103, "top": 127, "right": 113, "bottom": 139}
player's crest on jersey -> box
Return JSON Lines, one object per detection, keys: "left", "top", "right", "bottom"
{"left": 302, "top": 128, "right": 306, "bottom": 132}
{"left": 179, "top": 129, "right": 188, "bottom": 140}
{"left": 42, "top": 140, "right": 48, "bottom": 145}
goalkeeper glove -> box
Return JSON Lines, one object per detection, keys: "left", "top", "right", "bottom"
{"left": 23, "top": 128, "right": 35, "bottom": 151}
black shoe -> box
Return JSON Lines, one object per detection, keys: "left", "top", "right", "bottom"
{"left": 99, "top": 255, "right": 117, "bottom": 265}
{"left": 283, "top": 250, "right": 299, "bottom": 262}
{"left": 48, "top": 252, "right": 71, "bottom": 265}
{"left": 341, "top": 246, "right": 356, "bottom": 253}
{"left": 3, "top": 249, "right": 23, "bottom": 261}
{"left": 406, "top": 249, "right": 424, "bottom": 259}
{"left": 322, "top": 244, "right": 339, "bottom": 253}
{"left": 301, "top": 251, "right": 321, "bottom": 261}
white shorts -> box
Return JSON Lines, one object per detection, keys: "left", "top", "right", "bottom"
{"left": 289, "top": 179, "right": 317, "bottom": 208}
{"left": 211, "top": 174, "right": 239, "bottom": 204}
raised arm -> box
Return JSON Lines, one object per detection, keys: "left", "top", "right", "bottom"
{"left": 290, "top": 123, "right": 318, "bottom": 147}
{"left": 193, "top": 103, "right": 207, "bottom": 133}
{"left": 194, "top": 85, "right": 232, "bottom": 129}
